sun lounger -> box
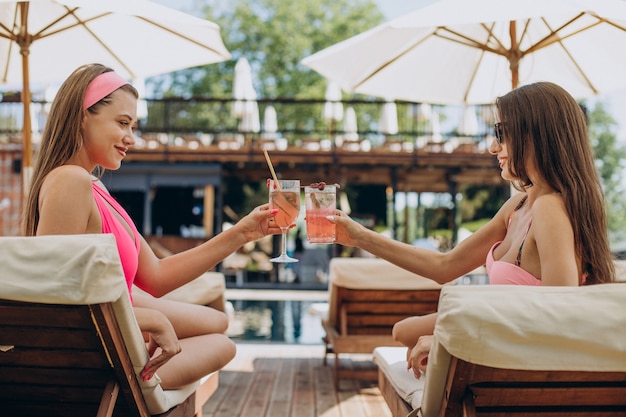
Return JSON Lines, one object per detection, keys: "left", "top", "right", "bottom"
{"left": 0, "top": 234, "right": 218, "bottom": 417}
{"left": 322, "top": 257, "right": 444, "bottom": 389}
{"left": 375, "top": 281, "right": 626, "bottom": 417}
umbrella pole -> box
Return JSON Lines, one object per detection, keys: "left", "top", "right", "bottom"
{"left": 21, "top": 51, "right": 32, "bottom": 195}
{"left": 509, "top": 21, "right": 519, "bottom": 90}
{"left": 19, "top": 2, "right": 33, "bottom": 198}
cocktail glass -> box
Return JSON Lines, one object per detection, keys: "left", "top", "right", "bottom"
{"left": 305, "top": 184, "right": 336, "bottom": 243}
{"left": 268, "top": 179, "right": 301, "bottom": 263}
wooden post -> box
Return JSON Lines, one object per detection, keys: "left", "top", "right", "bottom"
{"left": 203, "top": 185, "right": 214, "bottom": 237}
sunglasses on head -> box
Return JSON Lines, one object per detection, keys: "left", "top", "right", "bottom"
{"left": 494, "top": 122, "right": 504, "bottom": 145}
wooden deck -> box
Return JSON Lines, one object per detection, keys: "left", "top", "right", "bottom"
{"left": 202, "top": 343, "right": 391, "bottom": 417}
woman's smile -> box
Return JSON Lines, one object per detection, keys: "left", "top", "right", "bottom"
{"left": 115, "top": 145, "right": 128, "bottom": 157}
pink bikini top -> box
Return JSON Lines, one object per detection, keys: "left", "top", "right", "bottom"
{"left": 486, "top": 241, "right": 541, "bottom": 286}
{"left": 486, "top": 197, "right": 541, "bottom": 286}
{"left": 92, "top": 182, "right": 140, "bottom": 296}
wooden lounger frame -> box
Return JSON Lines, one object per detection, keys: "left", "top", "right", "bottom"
{"left": 378, "top": 356, "right": 626, "bottom": 417}
{"left": 0, "top": 299, "right": 217, "bottom": 417}
{"left": 323, "top": 286, "right": 440, "bottom": 390}
{"left": 378, "top": 365, "right": 413, "bottom": 417}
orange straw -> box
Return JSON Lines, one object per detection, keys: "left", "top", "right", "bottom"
{"left": 263, "top": 148, "right": 281, "bottom": 190}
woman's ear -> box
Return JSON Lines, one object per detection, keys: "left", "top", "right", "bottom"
{"left": 81, "top": 112, "right": 89, "bottom": 133}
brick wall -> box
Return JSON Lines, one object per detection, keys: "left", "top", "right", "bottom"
{"left": 0, "top": 145, "right": 23, "bottom": 236}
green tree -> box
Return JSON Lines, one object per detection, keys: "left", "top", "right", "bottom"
{"left": 586, "top": 101, "right": 626, "bottom": 237}
{"left": 144, "top": 0, "right": 384, "bottom": 140}
{"left": 142, "top": 0, "right": 390, "bottom": 221}
{"left": 184, "top": 0, "right": 382, "bottom": 98}
{"left": 460, "top": 185, "right": 507, "bottom": 225}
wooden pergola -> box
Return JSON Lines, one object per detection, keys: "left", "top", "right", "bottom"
{"left": 122, "top": 143, "right": 502, "bottom": 191}
{"left": 111, "top": 143, "right": 504, "bottom": 244}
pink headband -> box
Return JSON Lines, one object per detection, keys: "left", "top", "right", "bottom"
{"left": 83, "top": 71, "right": 130, "bottom": 110}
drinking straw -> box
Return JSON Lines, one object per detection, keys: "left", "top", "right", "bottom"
{"left": 263, "top": 148, "right": 281, "bottom": 190}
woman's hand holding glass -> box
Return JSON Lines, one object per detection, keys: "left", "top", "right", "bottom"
{"left": 231, "top": 203, "right": 283, "bottom": 243}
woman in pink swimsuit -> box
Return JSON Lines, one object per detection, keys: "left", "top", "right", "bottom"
{"left": 23, "top": 64, "right": 283, "bottom": 389}
{"left": 328, "top": 82, "right": 616, "bottom": 378}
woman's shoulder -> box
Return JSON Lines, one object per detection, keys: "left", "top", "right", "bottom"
{"left": 42, "top": 165, "right": 94, "bottom": 198}
{"left": 532, "top": 193, "right": 566, "bottom": 213}
{"left": 530, "top": 193, "right": 568, "bottom": 228}
{"left": 44, "top": 165, "right": 93, "bottom": 186}
{"left": 37, "top": 166, "right": 101, "bottom": 235}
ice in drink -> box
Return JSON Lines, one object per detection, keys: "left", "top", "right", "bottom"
{"left": 305, "top": 184, "right": 336, "bottom": 243}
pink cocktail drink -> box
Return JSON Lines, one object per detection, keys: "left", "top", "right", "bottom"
{"left": 268, "top": 179, "right": 301, "bottom": 263}
{"left": 270, "top": 189, "right": 300, "bottom": 228}
{"left": 305, "top": 184, "right": 336, "bottom": 243}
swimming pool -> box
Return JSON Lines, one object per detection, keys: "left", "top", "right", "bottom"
{"left": 225, "top": 289, "right": 328, "bottom": 344}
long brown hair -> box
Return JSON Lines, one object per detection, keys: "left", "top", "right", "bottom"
{"left": 496, "top": 81, "right": 614, "bottom": 284}
{"left": 22, "top": 64, "right": 138, "bottom": 236}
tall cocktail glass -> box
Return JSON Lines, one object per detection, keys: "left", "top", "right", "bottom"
{"left": 268, "top": 179, "right": 301, "bottom": 263}
{"left": 305, "top": 184, "right": 336, "bottom": 243}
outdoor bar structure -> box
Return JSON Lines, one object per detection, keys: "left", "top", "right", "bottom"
{"left": 0, "top": 97, "right": 506, "bottom": 244}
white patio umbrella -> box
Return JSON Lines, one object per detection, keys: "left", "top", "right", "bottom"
{"left": 261, "top": 104, "right": 280, "bottom": 145}
{"left": 343, "top": 106, "right": 358, "bottom": 141}
{"left": 232, "top": 57, "right": 260, "bottom": 133}
{"left": 302, "top": 0, "right": 626, "bottom": 105}
{"left": 0, "top": 0, "right": 231, "bottom": 187}
{"left": 263, "top": 105, "right": 278, "bottom": 136}
{"left": 322, "top": 81, "right": 343, "bottom": 139}
{"left": 132, "top": 77, "right": 148, "bottom": 121}
{"left": 418, "top": 103, "right": 432, "bottom": 121}
{"left": 380, "top": 101, "right": 398, "bottom": 135}
{"left": 322, "top": 81, "right": 343, "bottom": 121}
{"left": 458, "top": 106, "right": 479, "bottom": 136}
{"left": 430, "top": 110, "right": 442, "bottom": 142}
{"left": 261, "top": 105, "right": 288, "bottom": 150}
{"left": 414, "top": 103, "right": 438, "bottom": 148}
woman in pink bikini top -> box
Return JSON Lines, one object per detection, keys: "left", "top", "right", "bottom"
{"left": 23, "top": 64, "right": 284, "bottom": 391}
{"left": 486, "top": 195, "right": 541, "bottom": 286}
{"left": 329, "top": 81, "right": 616, "bottom": 378}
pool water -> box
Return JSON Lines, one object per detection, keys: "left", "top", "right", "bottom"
{"left": 226, "top": 299, "right": 327, "bottom": 344}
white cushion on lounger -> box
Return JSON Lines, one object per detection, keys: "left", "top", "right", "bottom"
{"left": 374, "top": 346, "right": 425, "bottom": 410}
{"left": 436, "top": 284, "right": 626, "bottom": 371}
{"left": 162, "top": 272, "right": 225, "bottom": 305}
{"left": 0, "top": 234, "right": 125, "bottom": 305}
{"left": 133, "top": 271, "right": 225, "bottom": 306}
{"left": 420, "top": 283, "right": 626, "bottom": 417}
{"left": 329, "top": 257, "right": 443, "bottom": 290}
{"left": 0, "top": 234, "right": 202, "bottom": 415}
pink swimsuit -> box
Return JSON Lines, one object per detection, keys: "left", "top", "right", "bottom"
{"left": 92, "top": 183, "right": 140, "bottom": 296}
{"left": 486, "top": 241, "right": 541, "bottom": 285}
{"left": 486, "top": 197, "right": 541, "bottom": 286}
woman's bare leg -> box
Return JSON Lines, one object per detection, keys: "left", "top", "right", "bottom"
{"left": 156, "top": 333, "right": 236, "bottom": 389}
{"left": 133, "top": 292, "right": 229, "bottom": 337}
{"left": 392, "top": 313, "right": 438, "bottom": 348}
{"left": 133, "top": 292, "right": 236, "bottom": 388}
